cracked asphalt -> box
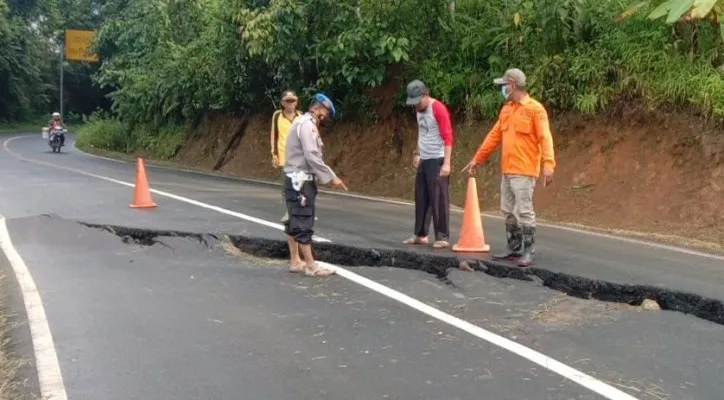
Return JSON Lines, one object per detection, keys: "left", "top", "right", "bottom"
{"left": 1, "top": 133, "right": 723, "bottom": 400}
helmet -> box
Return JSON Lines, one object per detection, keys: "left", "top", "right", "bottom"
{"left": 313, "top": 93, "right": 336, "bottom": 118}
{"left": 52, "top": 112, "right": 60, "bottom": 119}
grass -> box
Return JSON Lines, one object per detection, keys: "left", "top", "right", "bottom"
{"left": 0, "top": 273, "right": 37, "bottom": 400}
{"left": 0, "top": 123, "right": 43, "bottom": 135}
{"left": 74, "top": 115, "right": 185, "bottom": 160}
{"left": 0, "top": 117, "right": 50, "bottom": 134}
{"left": 0, "top": 119, "right": 86, "bottom": 135}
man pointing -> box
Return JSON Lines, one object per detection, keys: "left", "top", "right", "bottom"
{"left": 283, "top": 93, "right": 347, "bottom": 277}
{"left": 463, "top": 68, "right": 556, "bottom": 266}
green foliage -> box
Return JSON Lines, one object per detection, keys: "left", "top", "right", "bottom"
{"left": 423, "top": 0, "right": 724, "bottom": 120}
{"left": 622, "top": 0, "right": 724, "bottom": 24}
{"left": 76, "top": 109, "right": 186, "bottom": 159}
{"left": 131, "top": 124, "right": 186, "bottom": 160}
{"left": 75, "top": 110, "right": 126, "bottom": 150}
{"left": 0, "top": 116, "right": 50, "bottom": 133}
{"left": 0, "top": 0, "right": 53, "bottom": 121}
{"left": 0, "top": 0, "right": 112, "bottom": 123}
{"left": 93, "top": 0, "right": 251, "bottom": 126}
{"left": 238, "top": 0, "right": 411, "bottom": 90}
{"left": 8, "top": 0, "right": 724, "bottom": 145}
{"left": 85, "top": 0, "right": 724, "bottom": 129}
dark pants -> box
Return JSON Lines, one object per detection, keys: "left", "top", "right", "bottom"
{"left": 414, "top": 157, "right": 450, "bottom": 241}
{"left": 283, "top": 176, "right": 317, "bottom": 245}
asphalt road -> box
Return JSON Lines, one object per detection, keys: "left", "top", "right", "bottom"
{"left": 1, "top": 133, "right": 723, "bottom": 400}
{"left": 4, "top": 134, "right": 723, "bottom": 301}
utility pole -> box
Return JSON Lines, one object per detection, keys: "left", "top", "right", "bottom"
{"left": 60, "top": 38, "right": 64, "bottom": 116}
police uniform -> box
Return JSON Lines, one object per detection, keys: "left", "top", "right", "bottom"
{"left": 282, "top": 112, "right": 337, "bottom": 244}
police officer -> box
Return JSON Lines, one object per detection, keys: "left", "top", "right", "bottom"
{"left": 283, "top": 93, "right": 347, "bottom": 276}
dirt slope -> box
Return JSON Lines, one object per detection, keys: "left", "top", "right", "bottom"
{"left": 171, "top": 104, "right": 723, "bottom": 251}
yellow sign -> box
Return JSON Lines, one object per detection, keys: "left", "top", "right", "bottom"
{"left": 65, "top": 29, "right": 99, "bottom": 62}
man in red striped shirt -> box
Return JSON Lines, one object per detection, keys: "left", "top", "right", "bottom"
{"left": 403, "top": 80, "right": 455, "bottom": 249}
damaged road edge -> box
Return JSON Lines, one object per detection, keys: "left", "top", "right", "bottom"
{"left": 78, "top": 221, "right": 724, "bottom": 327}
{"left": 82, "top": 222, "right": 219, "bottom": 247}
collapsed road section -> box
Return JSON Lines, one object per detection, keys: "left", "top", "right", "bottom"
{"left": 81, "top": 221, "right": 724, "bottom": 327}
{"left": 17, "top": 213, "right": 724, "bottom": 400}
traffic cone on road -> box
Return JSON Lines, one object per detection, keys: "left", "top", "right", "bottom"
{"left": 130, "top": 158, "right": 157, "bottom": 208}
{"left": 452, "top": 177, "right": 490, "bottom": 253}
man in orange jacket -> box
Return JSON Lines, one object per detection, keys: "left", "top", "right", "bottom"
{"left": 463, "top": 68, "right": 556, "bottom": 266}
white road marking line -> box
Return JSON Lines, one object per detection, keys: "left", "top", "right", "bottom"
{"left": 73, "top": 140, "right": 454, "bottom": 208}
{"left": 0, "top": 218, "right": 68, "bottom": 400}
{"left": 4, "top": 136, "right": 330, "bottom": 243}
{"left": 69, "top": 136, "right": 724, "bottom": 261}
{"left": 323, "top": 262, "right": 640, "bottom": 400}
{"left": 7, "top": 135, "right": 642, "bottom": 400}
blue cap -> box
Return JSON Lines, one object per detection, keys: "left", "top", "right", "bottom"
{"left": 314, "top": 93, "right": 336, "bottom": 118}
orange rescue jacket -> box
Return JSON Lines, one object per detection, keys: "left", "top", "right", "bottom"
{"left": 473, "top": 94, "right": 556, "bottom": 177}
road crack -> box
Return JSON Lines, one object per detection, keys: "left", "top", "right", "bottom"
{"left": 78, "top": 221, "right": 724, "bottom": 327}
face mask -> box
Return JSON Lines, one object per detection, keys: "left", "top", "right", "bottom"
{"left": 501, "top": 85, "right": 510, "bottom": 100}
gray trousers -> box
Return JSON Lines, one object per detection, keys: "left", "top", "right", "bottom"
{"left": 500, "top": 174, "right": 537, "bottom": 227}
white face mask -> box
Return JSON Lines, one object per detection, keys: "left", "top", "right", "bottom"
{"left": 501, "top": 85, "right": 510, "bottom": 99}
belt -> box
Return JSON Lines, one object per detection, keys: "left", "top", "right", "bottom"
{"left": 286, "top": 171, "right": 315, "bottom": 181}
{"left": 286, "top": 171, "right": 315, "bottom": 191}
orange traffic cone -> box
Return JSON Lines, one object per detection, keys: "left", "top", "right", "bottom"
{"left": 453, "top": 177, "right": 490, "bottom": 253}
{"left": 130, "top": 158, "right": 157, "bottom": 208}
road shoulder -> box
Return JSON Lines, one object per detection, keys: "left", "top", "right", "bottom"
{"left": 0, "top": 244, "right": 41, "bottom": 399}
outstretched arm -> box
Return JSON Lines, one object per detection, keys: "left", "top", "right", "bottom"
{"left": 472, "top": 120, "right": 502, "bottom": 165}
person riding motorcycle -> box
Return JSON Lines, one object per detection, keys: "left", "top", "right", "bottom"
{"left": 48, "top": 112, "right": 66, "bottom": 147}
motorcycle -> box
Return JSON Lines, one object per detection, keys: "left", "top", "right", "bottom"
{"left": 48, "top": 127, "right": 66, "bottom": 153}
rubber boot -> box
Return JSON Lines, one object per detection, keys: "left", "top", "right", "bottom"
{"left": 517, "top": 226, "right": 536, "bottom": 267}
{"left": 492, "top": 223, "right": 522, "bottom": 260}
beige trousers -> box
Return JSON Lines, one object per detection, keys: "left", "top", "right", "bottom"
{"left": 500, "top": 174, "right": 537, "bottom": 227}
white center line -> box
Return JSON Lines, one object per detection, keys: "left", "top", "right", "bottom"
{"left": 3, "top": 135, "right": 641, "bottom": 400}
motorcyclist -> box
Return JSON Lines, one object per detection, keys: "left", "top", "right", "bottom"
{"left": 48, "top": 112, "right": 66, "bottom": 147}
